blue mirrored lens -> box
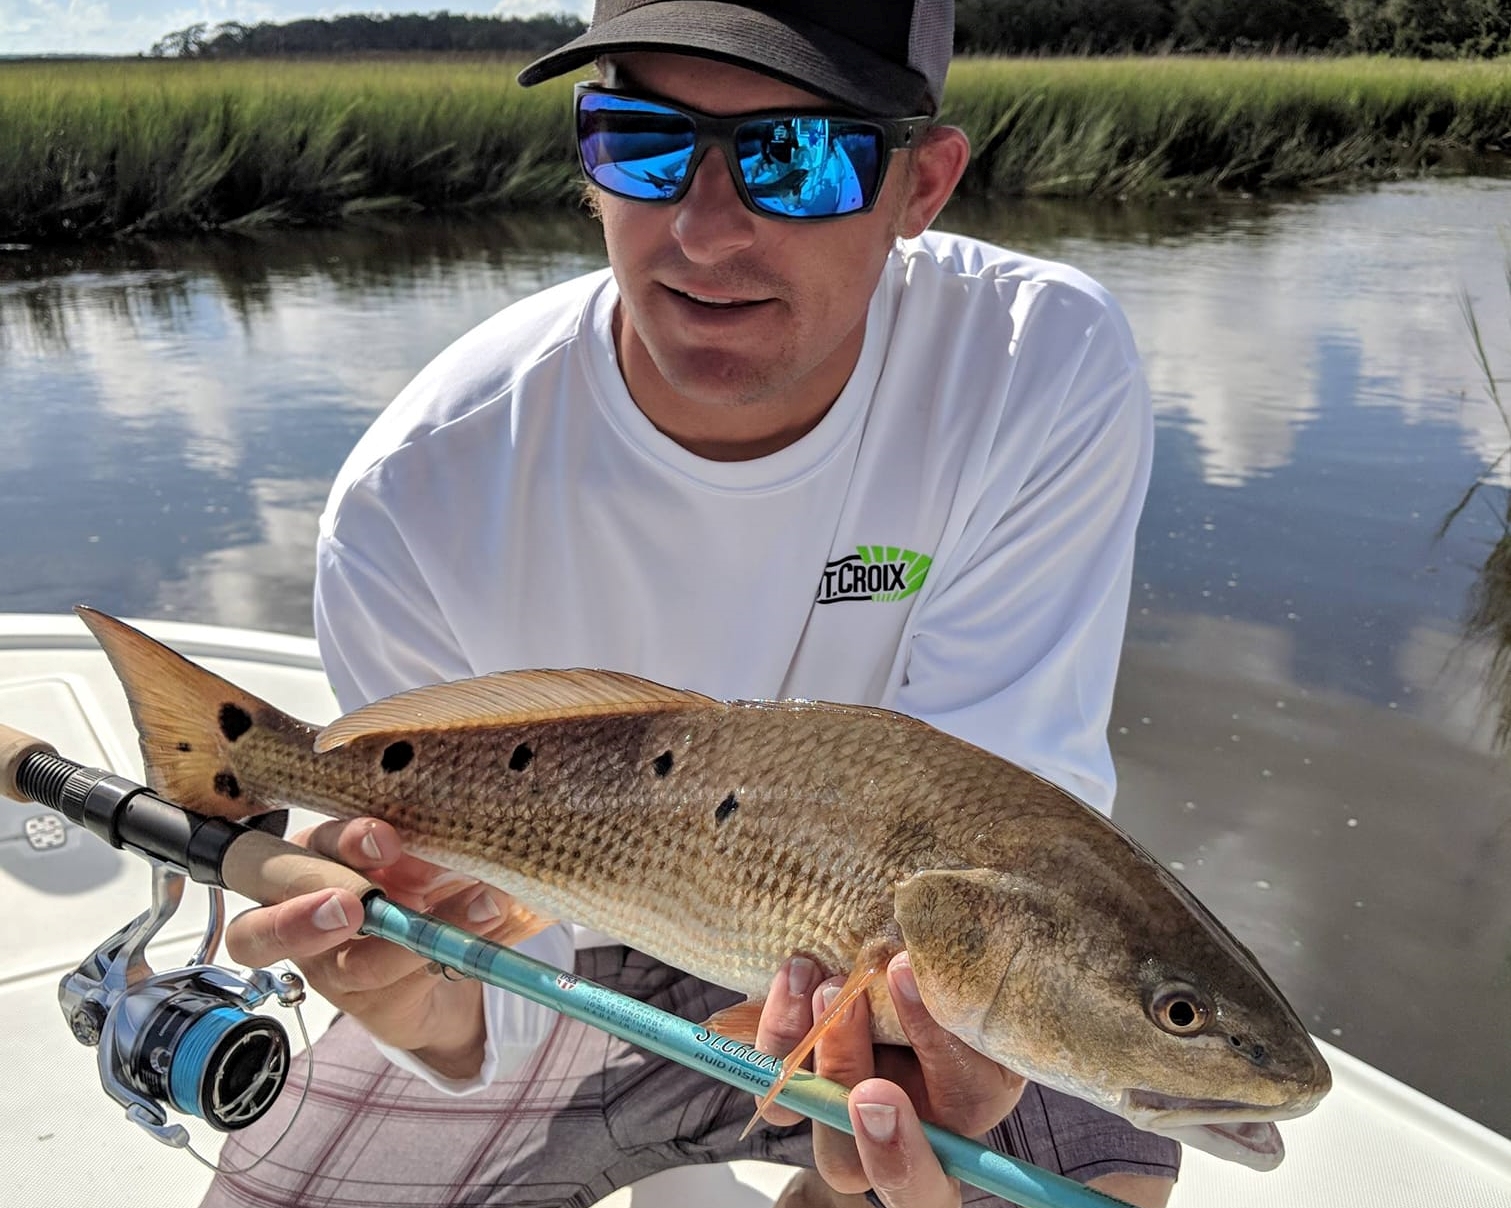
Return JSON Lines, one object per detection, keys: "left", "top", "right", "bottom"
{"left": 736, "top": 118, "right": 883, "bottom": 217}
{"left": 578, "top": 92, "right": 888, "bottom": 218}
{"left": 579, "top": 93, "right": 697, "bottom": 201}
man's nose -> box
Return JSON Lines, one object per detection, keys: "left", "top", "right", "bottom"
{"left": 670, "top": 148, "right": 760, "bottom": 263}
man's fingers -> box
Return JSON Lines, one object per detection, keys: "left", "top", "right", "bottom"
{"left": 296, "top": 817, "right": 399, "bottom": 869}
{"left": 887, "top": 952, "right": 1025, "bottom": 1135}
{"left": 224, "top": 888, "right": 366, "bottom": 970}
{"left": 754, "top": 956, "right": 823, "bottom": 1127}
{"left": 849, "top": 1079, "right": 960, "bottom": 1208}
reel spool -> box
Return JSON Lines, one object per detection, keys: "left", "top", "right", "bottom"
{"left": 59, "top": 861, "right": 307, "bottom": 1154}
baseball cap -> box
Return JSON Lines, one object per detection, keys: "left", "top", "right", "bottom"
{"left": 517, "top": 0, "right": 954, "bottom": 117}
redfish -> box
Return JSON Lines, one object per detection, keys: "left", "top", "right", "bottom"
{"left": 78, "top": 605, "right": 1329, "bottom": 1168}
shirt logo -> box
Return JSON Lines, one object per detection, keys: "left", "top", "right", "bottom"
{"left": 816, "top": 546, "right": 933, "bottom": 605}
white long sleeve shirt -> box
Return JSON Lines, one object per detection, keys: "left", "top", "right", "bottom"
{"left": 313, "top": 229, "right": 1153, "bottom": 1091}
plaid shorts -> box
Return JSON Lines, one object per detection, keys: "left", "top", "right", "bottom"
{"left": 200, "top": 946, "right": 1179, "bottom": 1207}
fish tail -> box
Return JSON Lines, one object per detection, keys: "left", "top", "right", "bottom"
{"left": 76, "top": 605, "right": 304, "bottom": 820}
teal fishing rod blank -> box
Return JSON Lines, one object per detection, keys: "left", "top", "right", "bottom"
{"left": 360, "top": 895, "right": 1133, "bottom": 1208}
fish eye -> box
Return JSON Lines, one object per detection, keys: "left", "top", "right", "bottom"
{"left": 1149, "top": 982, "right": 1213, "bottom": 1036}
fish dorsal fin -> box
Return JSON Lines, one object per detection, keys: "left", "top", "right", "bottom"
{"left": 314, "top": 669, "right": 718, "bottom": 753}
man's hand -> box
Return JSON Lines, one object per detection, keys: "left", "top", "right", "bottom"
{"left": 222, "top": 816, "right": 520, "bottom": 1079}
{"left": 756, "top": 951, "right": 1027, "bottom": 1199}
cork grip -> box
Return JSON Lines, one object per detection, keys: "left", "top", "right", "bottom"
{"left": 221, "top": 827, "right": 380, "bottom": 906}
{"left": 0, "top": 722, "right": 56, "bottom": 803}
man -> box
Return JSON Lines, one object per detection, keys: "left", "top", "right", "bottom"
{"left": 203, "top": 3, "right": 1176, "bottom": 1206}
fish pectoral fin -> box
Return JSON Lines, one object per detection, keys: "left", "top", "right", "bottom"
{"left": 702, "top": 1000, "right": 766, "bottom": 1046}
{"left": 740, "top": 945, "right": 895, "bottom": 1138}
{"left": 486, "top": 900, "right": 556, "bottom": 948}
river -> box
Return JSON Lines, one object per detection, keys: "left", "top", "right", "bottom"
{"left": 1, "top": 176, "right": 1509, "bottom": 1140}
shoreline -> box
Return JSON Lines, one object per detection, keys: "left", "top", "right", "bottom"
{"left": 2, "top": 54, "right": 1508, "bottom": 244}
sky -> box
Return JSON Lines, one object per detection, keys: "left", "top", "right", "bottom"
{"left": 0, "top": 0, "right": 589, "bottom": 57}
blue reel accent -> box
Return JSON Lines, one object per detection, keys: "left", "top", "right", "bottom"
{"left": 168, "top": 1006, "right": 246, "bottom": 1121}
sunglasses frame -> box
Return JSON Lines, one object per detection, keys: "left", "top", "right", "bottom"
{"left": 573, "top": 83, "right": 933, "bottom": 222}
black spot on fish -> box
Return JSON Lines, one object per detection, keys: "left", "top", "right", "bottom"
{"left": 381, "top": 741, "right": 414, "bottom": 773}
{"left": 219, "top": 703, "right": 253, "bottom": 743}
{"left": 715, "top": 793, "right": 739, "bottom": 825}
{"left": 509, "top": 743, "right": 534, "bottom": 772}
{"left": 213, "top": 771, "right": 242, "bottom": 800}
{"left": 177, "top": 742, "right": 193, "bottom": 753}
{"left": 652, "top": 751, "right": 674, "bottom": 777}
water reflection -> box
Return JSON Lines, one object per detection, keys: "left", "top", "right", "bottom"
{"left": 0, "top": 215, "right": 609, "bottom": 630}
{"left": 2, "top": 182, "right": 1511, "bottom": 1136}
{"left": 1440, "top": 269, "right": 1511, "bottom": 748}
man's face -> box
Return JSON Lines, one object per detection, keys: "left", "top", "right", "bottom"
{"left": 596, "top": 52, "right": 920, "bottom": 436}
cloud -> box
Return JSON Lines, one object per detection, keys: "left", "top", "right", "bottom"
{"left": 1, "top": 0, "right": 587, "bottom": 56}
{"left": 493, "top": 0, "right": 589, "bottom": 15}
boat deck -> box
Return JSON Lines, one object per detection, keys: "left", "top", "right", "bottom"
{"left": 3, "top": 614, "right": 1509, "bottom": 1206}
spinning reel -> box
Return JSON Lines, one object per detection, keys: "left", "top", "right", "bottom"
{"left": 0, "top": 727, "right": 318, "bottom": 1165}
{"left": 57, "top": 861, "right": 309, "bottom": 1155}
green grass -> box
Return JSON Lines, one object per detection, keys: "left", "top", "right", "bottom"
{"left": 943, "top": 56, "right": 1511, "bottom": 197}
{"left": 2, "top": 54, "right": 1508, "bottom": 242}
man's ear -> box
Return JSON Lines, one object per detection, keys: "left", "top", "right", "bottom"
{"left": 896, "top": 125, "right": 971, "bottom": 239}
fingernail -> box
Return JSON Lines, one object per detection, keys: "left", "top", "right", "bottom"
{"left": 360, "top": 825, "right": 384, "bottom": 862}
{"left": 313, "top": 894, "right": 350, "bottom": 932}
{"left": 856, "top": 1102, "right": 897, "bottom": 1143}
{"left": 467, "top": 890, "right": 502, "bottom": 924}
{"left": 892, "top": 953, "right": 923, "bottom": 1003}
{"left": 819, "top": 982, "right": 851, "bottom": 1021}
{"left": 788, "top": 956, "right": 818, "bottom": 996}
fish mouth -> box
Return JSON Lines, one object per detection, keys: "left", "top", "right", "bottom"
{"left": 1123, "top": 1091, "right": 1320, "bottom": 1171}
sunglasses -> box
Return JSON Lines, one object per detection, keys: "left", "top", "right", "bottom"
{"left": 574, "top": 84, "right": 931, "bottom": 221}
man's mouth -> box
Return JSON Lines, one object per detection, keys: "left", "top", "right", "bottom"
{"left": 668, "top": 286, "right": 767, "bottom": 310}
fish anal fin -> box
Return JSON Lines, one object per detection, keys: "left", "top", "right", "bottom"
{"left": 702, "top": 1000, "right": 766, "bottom": 1046}
{"left": 315, "top": 669, "right": 718, "bottom": 753}
{"left": 740, "top": 942, "right": 897, "bottom": 1138}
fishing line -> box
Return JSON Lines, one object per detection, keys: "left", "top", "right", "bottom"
{"left": 182, "top": 993, "right": 315, "bottom": 1175}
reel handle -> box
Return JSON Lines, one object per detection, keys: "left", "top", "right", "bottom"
{"left": 0, "top": 721, "right": 378, "bottom": 906}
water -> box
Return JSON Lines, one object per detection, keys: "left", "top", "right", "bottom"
{"left": 2, "top": 179, "right": 1510, "bottom": 1139}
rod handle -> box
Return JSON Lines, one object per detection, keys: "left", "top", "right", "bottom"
{"left": 0, "top": 722, "right": 56, "bottom": 802}
{"left": 220, "top": 826, "right": 380, "bottom": 906}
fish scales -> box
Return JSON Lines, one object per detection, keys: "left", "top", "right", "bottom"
{"left": 74, "top": 606, "right": 1331, "bottom": 1171}
{"left": 239, "top": 701, "right": 1012, "bottom": 999}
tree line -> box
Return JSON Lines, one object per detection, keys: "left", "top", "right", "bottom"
{"left": 151, "top": 1, "right": 1511, "bottom": 60}
{"left": 149, "top": 13, "right": 587, "bottom": 58}
{"left": 955, "top": 0, "right": 1511, "bottom": 56}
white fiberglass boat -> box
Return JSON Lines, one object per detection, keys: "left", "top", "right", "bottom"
{"left": 3, "top": 612, "right": 1510, "bottom": 1208}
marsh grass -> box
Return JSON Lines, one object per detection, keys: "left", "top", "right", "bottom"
{"left": 944, "top": 56, "right": 1511, "bottom": 197}
{"left": 3, "top": 54, "right": 1509, "bottom": 241}
{"left": 1441, "top": 257, "right": 1511, "bottom": 747}
{"left": 0, "top": 58, "right": 579, "bottom": 240}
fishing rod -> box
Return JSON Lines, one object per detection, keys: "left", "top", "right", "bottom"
{"left": 0, "top": 721, "right": 1132, "bottom": 1208}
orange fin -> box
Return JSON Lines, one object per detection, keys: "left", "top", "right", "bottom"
{"left": 315, "top": 670, "right": 716, "bottom": 753}
{"left": 740, "top": 947, "right": 894, "bottom": 1139}
{"left": 702, "top": 1000, "right": 766, "bottom": 1046}
{"left": 74, "top": 605, "right": 303, "bottom": 820}
{"left": 489, "top": 899, "right": 555, "bottom": 948}
{"left": 426, "top": 879, "right": 555, "bottom": 949}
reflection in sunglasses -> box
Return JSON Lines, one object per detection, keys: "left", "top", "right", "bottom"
{"left": 576, "top": 87, "right": 920, "bottom": 220}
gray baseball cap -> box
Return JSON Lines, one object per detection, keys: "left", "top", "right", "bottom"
{"left": 517, "top": 0, "right": 954, "bottom": 117}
